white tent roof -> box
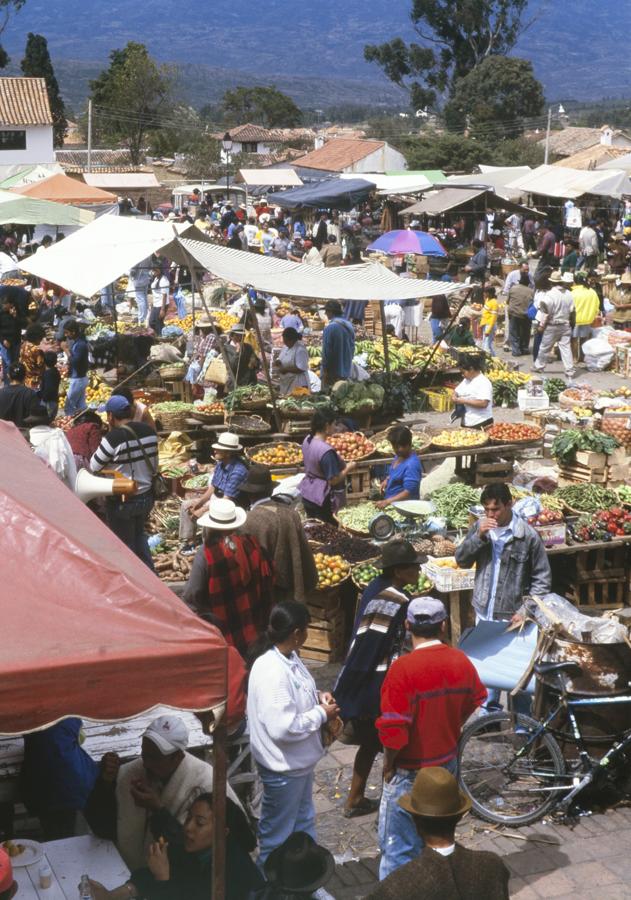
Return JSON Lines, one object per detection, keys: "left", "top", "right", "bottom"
{"left": 0, "top": 188, "right": 93, "bottom": 226}
{"left": 179, "top": 238, "right": 466, "bottom": 302}
{"left": 238, "top": 168, "right": 303, "bottom": 187}
{"left": 19, "top": 215, "right": 192, "bottom": 298}
{"left": 505, "top": 164, "right": 631, "bottom": 199}
{"left": 83, "top": 173, "right": 160, "bottom": 189}
{"left": 339, "top": 172, "right": 436, "bottom": 195}
{"left": 447, "top": 167, "right": 531, "bottom": 200}
{"left": 597, "top": 152, "right": 631, "bottom": 172}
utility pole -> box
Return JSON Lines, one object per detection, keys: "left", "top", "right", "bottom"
{"left": 87, "top": 99, "right": 93, "bottom": 173}
{"left": 544, "top": 107, "right": 552, "bottom": 165}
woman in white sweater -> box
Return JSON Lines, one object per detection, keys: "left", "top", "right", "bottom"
{"left": 247, "top": 602, "right": 340, "bottom": 865}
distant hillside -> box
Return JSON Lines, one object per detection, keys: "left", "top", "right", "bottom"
{"left": 1, "top": 0, "right": 629, "bottom": 109}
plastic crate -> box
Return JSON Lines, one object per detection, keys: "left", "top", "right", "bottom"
{"left": 517, "top": 390, "right": 550, "bottom": 412}
{"left": 422, "top": 556, "right": 476, "bottom": 592}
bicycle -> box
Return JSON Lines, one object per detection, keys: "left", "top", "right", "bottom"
{"left": 458, "top": 659, "right": 631, "bottom": 826}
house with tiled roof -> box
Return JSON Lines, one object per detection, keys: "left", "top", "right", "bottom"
{"left": 0, "top": 77, "right": 54, "bottom": 164}
{"left": 290, "top": 137, "right": 407, "bottom": 176}
{"left": 538, "top": 125, "right": 631, "bottom": 159}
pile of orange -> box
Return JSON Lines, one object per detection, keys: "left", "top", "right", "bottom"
{"left": 250, "top": 442, "right": 302, "bottom": 466}
{"left": 314, "top": 553, "right": 350, "bottom": 588}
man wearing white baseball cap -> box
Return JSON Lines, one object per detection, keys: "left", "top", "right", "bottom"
{"left": 178, "top": 431, "right": 249, "bottom": 554}
{"left": 376, "top": 597, "right": 486, "bottom": 879}
{"left": 85, "top": 714, "right": 245, "bottom": 870}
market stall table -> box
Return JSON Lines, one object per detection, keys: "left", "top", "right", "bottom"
{"left": 13, "top": 835, "right": 128, "bottom": 899}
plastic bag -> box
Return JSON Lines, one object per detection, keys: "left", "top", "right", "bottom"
{"left": 582, "top": 337, "right": 614, "bottom": 372}
{"left": 524, "top": 593, "right": 628, "bottom": 644}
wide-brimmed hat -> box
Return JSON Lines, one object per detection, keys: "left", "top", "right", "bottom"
{"left": 239, "top": 464, "right": 273, "bottom": 495}
{"left": 621, "top": 271, "right": 631, "bottom": 285}
{"left": 379, "top": 539, "right": 423, "bottom": 569}
{"left": 548, "top": 270, "right": 563, "bottom": 283}
{"left": 561, "top": 272, "right": 574, "bottom": 284}
{"left": 211, "top": 431, "right": 243, "bottom": 452}
{"left": 612, "top": 233, "right": 625, "bottom": 242}
{"left": 197, "top": 496, "right": 247, "bottom": 530}
{"left": 264, "top": 832, "right": 335, "bottom": 895}
{"left": 398, "top": 767, "right": 472, "bottom": 818}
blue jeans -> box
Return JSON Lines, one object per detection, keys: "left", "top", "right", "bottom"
{"left": 105, "top": 492, "right": 155, "bottom": 570}
{"left": 378, "top": 759, "right": 457, "bottom": 880}
{"left": 65, "top": 376, "right": 89, "bottom": 415}
{"left": 134, "top": 287, "right": 148, "bottom": 324}
{"left": 0, "top": 344, "right": 10, "bottom": 385}
{"left": 430, "top": 317, "right": 448, "bottom": 342}
{"left": 257, "top": 765, "right": 316, "bottom": 866}
{"left": 481, "top": 324, "right": 496, "bottom": 356}
{"left": 174, "top": 290, "right": 187, "bottom": 319}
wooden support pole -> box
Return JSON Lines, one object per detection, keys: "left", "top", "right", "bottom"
{"left": 211, "top": 710, "right": 228, "bottom": 900}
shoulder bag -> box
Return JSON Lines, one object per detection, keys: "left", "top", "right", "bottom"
{"left": 121, "top": 425, "right": 169, "bottom": 501}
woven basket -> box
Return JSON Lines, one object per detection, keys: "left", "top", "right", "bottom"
{"left": 431, "top": 431, "right": 489, "bottom": 451}
{"left": 351, "top": 558, "right": 380, "bottom": 590}
{"left": 160, "top": 364, "right": 187, "bottom": 381}
{"left": 559, "top": 389, "right": 595, "bottom": 411}
{"left": 372, "top": 428, "right": 433, "bottom": 457}
{"left": 190, "top": 408, "right": 225, "bottom": 424}
{"left": 155, "top": 407, "right": 196, "bottom": 431}
{"left": 205, "top": 357, "right": 228, "bottom": 385}
{"left": 487, "top": 427, "right": 543, "bottom": 445}
{"left": 238, "top": 397, "right": 271, "bottom": 410}
{"left": 224, "top": 414, "right": 271, "bottom": 435}
{"left": 327, "top": 433, "right": 376, "bottom": 462}
{"left": 245, "top": 441, "right": 303, "bottom": 468}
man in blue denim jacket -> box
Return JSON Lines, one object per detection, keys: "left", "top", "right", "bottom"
{"left": 455, "top": 482, "right": 551, "bottom": 623}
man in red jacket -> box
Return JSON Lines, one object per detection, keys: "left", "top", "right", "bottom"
{"left": 376, "top": 597, "right": 486, "bottom": 879}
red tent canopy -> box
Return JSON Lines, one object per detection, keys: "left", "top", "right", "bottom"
{"left": 11, "top": 173, "right": 117, "bottom": 205}
{"left": 0, "top": 422, "right": 228, "bottom": 735}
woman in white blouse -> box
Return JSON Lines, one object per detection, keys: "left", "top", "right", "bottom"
{"left": 247, "top": 602, "right": 339, "bottom": 865}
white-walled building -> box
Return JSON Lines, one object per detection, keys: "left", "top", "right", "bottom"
{"left": 0, "top": 77, "right": 54, "bottom": 164}
{"left": 290, "top": 138, "right": 408, "bottom": 176}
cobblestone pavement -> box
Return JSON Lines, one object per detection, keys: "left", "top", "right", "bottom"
{"left": 308, "top": 663, "right": 631, "bottom": 899}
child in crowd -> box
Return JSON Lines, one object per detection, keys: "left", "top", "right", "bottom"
{"left": 479, "top": 287, "right": 499, "bottom": 356}
{"left": 449, "top": 317, "right": 476, "bottom": 349}
{"left": 39, "top": 350, "right": 61, "bottom": 422}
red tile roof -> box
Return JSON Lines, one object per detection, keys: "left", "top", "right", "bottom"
{"left": 292, "top": 138, "right": 386, "bottom": 171}
{"left": 0, "top": 77, "right": 52, "bottom": 126}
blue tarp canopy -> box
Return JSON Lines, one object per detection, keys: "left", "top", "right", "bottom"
{"left": 266, "top": 177, "right": 375, "bottom": 210}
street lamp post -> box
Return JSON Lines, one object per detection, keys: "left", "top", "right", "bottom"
{"left": 222, "top": 131, "right": 233, "bottom": 203}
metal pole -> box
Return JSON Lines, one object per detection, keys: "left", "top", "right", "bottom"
{"left": 544, "top": 107, "right": 552, "bottom": 166}
{"left": 87, "top": 99, "right": 93, "bottom": 174}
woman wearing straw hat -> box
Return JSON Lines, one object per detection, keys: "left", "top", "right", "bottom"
{"left": 179, "top": 432, "right": 249, "bottom": 554}
{"left": 182, "top": 496, "right": 273, "bottom": 659}
{"left": 611, "top": 270, "right": 631, "bottom": 329}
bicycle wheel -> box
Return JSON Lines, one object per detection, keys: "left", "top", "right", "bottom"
{"left": 458, "top": 711, "right": 567, "bottom": 826}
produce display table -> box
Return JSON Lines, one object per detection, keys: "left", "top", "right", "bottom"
{"left": 14, "top": 835, "right": 128, "bottom": 899}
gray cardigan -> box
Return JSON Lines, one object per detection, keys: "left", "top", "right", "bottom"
{"left": 455, "top": 514, "right": 551, "bottom": 620}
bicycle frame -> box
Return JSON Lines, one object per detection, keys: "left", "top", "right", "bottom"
{"left": 510, "top": 686, "right": 631, "bottom": 810}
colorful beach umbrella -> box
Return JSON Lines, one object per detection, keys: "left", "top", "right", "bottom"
{"left": 367, "top": 229, "right": 447, "bottom": 256}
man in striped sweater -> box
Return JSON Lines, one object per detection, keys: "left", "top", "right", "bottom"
{"left": 376, "top": 597, "right": 486, "bottom": 880}
{"left": 90, "top": 394, "right": 159, "bottom": 569}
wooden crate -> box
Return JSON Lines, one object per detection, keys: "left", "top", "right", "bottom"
{"left": 575, "top": 546, "right": 628, "bottom": 582}
{"left": 474, "top": 458, "right": 513, "bottom": 487}
{"left": 567, "top": 579, "right": 628, "bottom": 608}
{"left": 346, "top": 469, "right": 373, "bottom": 501}
{"left": 558, "top": 463, "right": 608, "bottom": 485}
{"left": 302, "top": 610, "right": 345, "bottom": 662}
{"left": 163, "top": 380, "right": 193, "bottom": 402}
{"left": 434, "top": 588, "right": 474, "bottom": 644}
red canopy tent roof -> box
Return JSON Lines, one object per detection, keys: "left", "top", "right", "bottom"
{"left": 0, "top": 421, "right": 228, "bottom": 735}
{"left": 11, "top": 172, "right": 117, "bottom": 205}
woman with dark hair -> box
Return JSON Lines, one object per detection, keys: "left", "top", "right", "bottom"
{"left": 276, "top": 326, "right": 310, "bottom": 396}
{"left": 453, "top": 354, "right": 493, "bottom": 429}
{"left": 299, "top": 409, "right": 356, "bottom": 524}
{"left": 247, "top": 602, "right": 340, "bottom": 865}
{"left": 86, "top": 793, "right": 264, "bottom": 900}
{"left": 375, "top": 425, "right": 422, "bottom": 510}
{"left": 429, "top": 294, "right": 451, "bottom": 343}
{"left": 19, "top": 322, "right": 46, "bottom": 388}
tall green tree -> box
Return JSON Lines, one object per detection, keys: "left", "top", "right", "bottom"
{"left": 365, "top": 0, "right": 532, "bottom": 110}
{"left": 21, "top": 33, "right": 67, "bottom": 147}
{"left": 89, "top": 42, "right": 173, "bottom": 165}
{"left": 443, "top": 56, "right": 544, "bottom": 137}
{"left": 222, "top": 86, "right": 302, "bottom": 128}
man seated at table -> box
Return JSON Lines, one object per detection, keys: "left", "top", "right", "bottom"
{"left": 0, "top": 849, "right": 16, "bottom": 900}
{"left": 85, "top": 715, "right": 246, "bottom": 870}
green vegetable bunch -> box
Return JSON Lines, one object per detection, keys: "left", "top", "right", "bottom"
{"left": 492, "top": 378, "right": 519, "bottom": 407}
{"left": 554, "top": 483, "right": 618, "bottom": 513}
{"left": 543, "top": 378, "right": 566, "bottom": 403}
{"left": 551, "top": 429, "right": 619, "bottom": 465}
{"left": 224, "top": 384, "right": 271, "bottom": 410}
{"left": 431, "top": 483, "right": 481, "bottom": 529}
{"left": 331, "top": 380, "right": 385, "bottom": 414}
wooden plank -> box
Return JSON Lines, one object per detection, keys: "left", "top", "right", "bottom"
{"left": 301, "top": 647, "right": 341, "bottom": 662}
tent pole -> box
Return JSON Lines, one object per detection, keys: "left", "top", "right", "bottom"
{"left": 245, "top": 286, "right": 281, "bottom": 431}
{"left": 211, "top": 711, "right": 228, "bottom": 900}
{"left": 413, "top": 289, "right": 471, "bottom": 389}
{"left": 378, "top": 301, "right": 392, "bottom": 386}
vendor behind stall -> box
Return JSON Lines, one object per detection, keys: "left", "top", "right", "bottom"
{"left": 375, "top": 425, "right": 422, "bottom": 510}
{"left": 453, "top": 354, "right": 493, "bottom": 429}
{"left": 299, "top": 409, "right": 356, "bottom": 524}
{"left": 276, "top": 327, "right": 310, "bottom": 396}
{"left": 321, "top": 299, "right": 355, "bottom": 388}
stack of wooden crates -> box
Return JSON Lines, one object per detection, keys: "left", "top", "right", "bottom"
{"left": 302, "top": 583, "right": 347, "bottom": 663}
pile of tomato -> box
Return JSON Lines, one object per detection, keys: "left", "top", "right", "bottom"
{"left": 487, "top": 423, "right": 542, "bottom": 443}
{"left": 572, "top": 507, "right": 631, "bottom": 543}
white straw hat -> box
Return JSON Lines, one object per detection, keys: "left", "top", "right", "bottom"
{"left": 197, "top": 496, "right": 247, "bottom": 531}
{"left": 211, "top": 431, "right": 243, "bottom": 452}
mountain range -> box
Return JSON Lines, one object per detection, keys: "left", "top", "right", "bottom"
{"left": 1, "top": 0, "right": 630, "bottom": 111}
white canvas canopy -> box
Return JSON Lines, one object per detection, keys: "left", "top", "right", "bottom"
{"left": 179, "top": 238, "right": 466, "bottom": 301}
{"left": 446, "top": 167, "right": 531, "bottom": 201}
{"left": 19, "top": 215, "right": 193, "bottom": 298}
{"left": 83, "top": 173, "right": 160, "bottom": 190}
{"left": 0, "top": 189, "right": 94, "bottom": 226}
{"left": 505, "top": 164, "right": 631, "bottom": 199}
{"left": 238, "top": 168, "right": 303, "bottom": 187}
{"left": 339, "top": 172, "right": 437, "bottom": 195}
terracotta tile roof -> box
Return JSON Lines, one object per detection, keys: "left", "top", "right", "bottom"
{"left": 55, "top": 149, "right": 135, "bottom": 173}
{"left": 552, "top": 144, "right": 629, "bottom": 170}
{"left": 0, "top": 77, "right": 52, "bottom": 126}
{"left": 211, "top": 123, "right": 277, "bottom": 143}
{"left": 292, "top": 138, "right": 386, "bottom": 172}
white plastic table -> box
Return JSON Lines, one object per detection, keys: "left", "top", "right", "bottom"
{"left": 13, "top": 835, "right": 129, "bottom": 898}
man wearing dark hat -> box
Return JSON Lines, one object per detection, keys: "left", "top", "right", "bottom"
{"left": 376, "top": 597, "right": 486, "bottom": 878}
{"left": 321, "top": 299, "right": 355, "bottom": 388}
{"left": 90, "top": 394, "right": 159, "bottom": 568}
{"left": 237, "top": 465, "right": 317, "bottom": 602}
{"left": 262, "top": 831, "right": 335, "bottom": 898}
{"left": 367, "top": 768, "right": 509, "bottom": 899}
